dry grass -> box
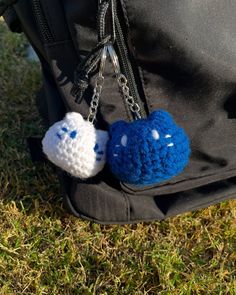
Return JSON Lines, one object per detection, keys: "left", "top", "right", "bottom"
{"left": 0, "top": 22, "right": 235, "bottom": 295}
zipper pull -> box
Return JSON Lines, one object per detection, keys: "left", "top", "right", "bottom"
{"left": 70, "top": 70, "right": 89, "bottom": 103}
{"left": 70, "top": 36, "right": 110, "bottom": 103}
{"left": 71, "top": 0, "right": 115, "bottom": 103}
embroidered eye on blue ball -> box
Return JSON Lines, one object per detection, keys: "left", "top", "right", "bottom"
{"left": 107, "top": 110, "right": 191, "bottom": 186}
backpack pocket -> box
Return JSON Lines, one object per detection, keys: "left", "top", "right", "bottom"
{"left": 62, "top": 167, "right": 236, "bottom": 224}
{"left": 119, "top": 0, "right": 236, "bottom": 194}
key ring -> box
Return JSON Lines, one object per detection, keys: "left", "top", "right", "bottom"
{"left": 88, "top": 43, "right": 141, "bottom": 123}
{"left": 107, "top": 44, "right": 121, "bottom": 75}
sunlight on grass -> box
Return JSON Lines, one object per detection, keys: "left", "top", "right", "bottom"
{"left": 0, "top": 21, "right": 235, "bottom": 295}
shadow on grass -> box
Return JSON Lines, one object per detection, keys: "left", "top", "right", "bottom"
{"left": 0, "top": 22, "right": 70, "bottom": 221}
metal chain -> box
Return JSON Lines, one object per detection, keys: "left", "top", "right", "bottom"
{"left": 87, "top": 46, "right": 107, "bottom": 123}
{"left": 87, "top": 75, "right": 105, "bottom": 123}
{"left": 87, "top": 44, "right": 142, "bottom": 123}
{"left": 117, "top": 73, "right": 141, "bottom": 119}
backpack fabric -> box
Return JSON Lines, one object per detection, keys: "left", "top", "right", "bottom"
{"left": 3, "top": 0, "right": 236, "bottom": 224}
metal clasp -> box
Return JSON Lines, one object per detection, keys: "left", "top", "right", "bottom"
{"left": 107, "top": 44, "right": 121, "bottom": 75}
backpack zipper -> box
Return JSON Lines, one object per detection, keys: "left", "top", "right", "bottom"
{"left": 32, "top": 0, "right": 54, "bottom": 43}
{"left": 113, "top": 0, "right": 147, "bottom": 118}
{"left": 32, "top": 0, "right": 147, "bottom": 118}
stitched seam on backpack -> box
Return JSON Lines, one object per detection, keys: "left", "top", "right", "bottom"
{"left": 120, "top": 0, "right": 130, "bottom": 29}
{"left": 166, "top": 192, "right": 236, "bottom": 218}
{"left": 138, "top": 66, "right": 153, "bottom": 112}
{"left": 122, "top": 0, "right": 138, "bottom": 57}
{"left": 121, "top": 190, "right": 130, "bottom": 221}
{"left": 122, "top": 166, "right": 236, "bottom": 193}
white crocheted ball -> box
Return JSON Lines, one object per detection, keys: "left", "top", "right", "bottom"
{"left": 42, "top": 112, "right": 109, "bottom": 179}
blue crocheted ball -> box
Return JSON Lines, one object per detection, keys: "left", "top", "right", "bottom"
{"left": 107, "top": 110, "right": 191, "bottom": 185}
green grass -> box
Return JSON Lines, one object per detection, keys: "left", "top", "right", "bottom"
{"left": 0, "top": 21, "right": 236, "bottom": 295}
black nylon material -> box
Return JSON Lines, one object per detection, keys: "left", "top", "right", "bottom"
{"left": 6, "top": 0, "right": 236, "bottom": 224}
{"left": 0, "top": 0, "right": 18, "bottom": 16}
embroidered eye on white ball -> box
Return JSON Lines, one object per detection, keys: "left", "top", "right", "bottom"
{"left": 42, "top": 112, "right": 109, "bottom": 179}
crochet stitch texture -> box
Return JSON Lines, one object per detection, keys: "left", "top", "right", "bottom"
{"left": 107, "top": 110, "right": 191, "bottom": 185}
{"left": 42, "top": 112, "right": 109, "bottom": 179}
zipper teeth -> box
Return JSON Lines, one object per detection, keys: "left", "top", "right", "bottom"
{"left": 114, "top": 2, "right": 146, "bottom": 118}
{"left": 98, "top": 1, "right": 110, "bottom": 40}
{"left": 32, "top": 0, "right": 54, "bottom": 43}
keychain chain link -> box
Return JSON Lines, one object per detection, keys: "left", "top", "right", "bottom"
{"left": 87, "top": 44, "right": 141, "bottom": 123}
{"left": 117, "top": 73, "right": 141, "bottom": 119}
{"left": 87, "top": 75, "right": 105, "bottom": 123}
{"left": 87, "top": 45, "right": 107, "bottom": 123}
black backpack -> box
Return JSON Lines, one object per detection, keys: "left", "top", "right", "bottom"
{"left": 2, "top": 0, "right": 236, "bottom": 224}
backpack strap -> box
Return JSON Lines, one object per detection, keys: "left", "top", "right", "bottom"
{"left": 27, "top": 137, "right": 47, "bottom": 162}
{"left": 2, "top": 5, "right": 22, "bottom": 32}
{"left": 0, "top": 0, "right": 18, "bottom": 16}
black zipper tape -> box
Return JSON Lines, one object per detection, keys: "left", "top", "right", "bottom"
{"left": 32, "top": 0, "right": 54, "bottom": 43}
{"left": 114, "top": 0, "right": 147, "bottom": 118}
